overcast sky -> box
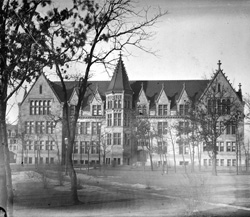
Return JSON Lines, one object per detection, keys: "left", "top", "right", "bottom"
{"left": 9, "top": 0, "right": 250, "bottom": 127}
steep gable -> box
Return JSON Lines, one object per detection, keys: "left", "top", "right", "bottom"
{"left": 90, "top": 86, "right": 103, "bottom": 105}
{"left": 137, "top": 83, "right": 149, "bottom": 105}
{"left": 200, "top": 61, "right": 241, "bottom": 102}
{"left": 155, "top": 83, "right": 170, "bottom": 104}
{"left": 21, "top": 73, "right": 61, "bottom": 105}
{"left": 176, "top": 83, "right": 190, "bottom": 104}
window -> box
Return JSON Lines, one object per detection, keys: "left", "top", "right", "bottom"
{"left": 179, "top": 121, "right": 189, "bottom": 133}
{"left": 179, "top": 143, "right": 188, "bottom": 155}
{"left": 219, "top": 142, "right": 224, "bottom": 152}
{"left": 29, "top": 157, "right": 32, "bottom": 164}
{"left": 227, "top": 159, "right": 231, "bottom": 166}
{"left": 92, "top": 122, "right": 101, "bottom": 135}
{"left": 138, "top": 105, "right": 147, "bottom": 115}
{"left": 25, "top": 121, "right": 35, "bottom": 134}
{"left": 158, "top": 104, "right": 168, "bottom": 116}
{"left": 226, "top": 142, "right": 231, "bottom": 152}
{"left": 91, "top": 141, "right": 99, "bottom": 154}
{"left": 114, "top": 113, "right": 121, "bottom": 126}
{"left": 226, "top": 99, "right": 231, "bottom": 114}
{"left": 25, "top": 140, "right": 32, "bottom": 150}
{"left": 39, "top": 85, "right": 42, "bottom": 94}
{"left": 113, "top": 133, "right": 121, "bottom": 145}
{"left": 107, "top": 100, "right": 112, "bottom": 109}
{"left": 107, "top": 133, "right": 112, "bottom": 146}
{"left": 158, "top": 122, "right": 168, "bottom": 135}
{"left": 220, "top": 159, "right": 224, "bottom": 166}
{"left": 232, "top": 159, "right": 236, "bottom": 166}
{"left": 204, "top": 159, "right": 207, "bottom": 166}
{"left": 35, "top": 121, "right": 45, "bottom": 134}
{"left": 226, "top": 123, "right": 236, "bottom": 135}
{"left": 46, "top": 157, "right": 49, "bottom": 164}
{"left": 40, "top": 157, "right": 43, "bottom": 164}
{"left": 46, "top": 121, "right": 55, "bottom": 134}
{"left": 30, "top": 100, "right": 51, "bottom": 115}
{"left": 92, "top": 105, "right": 102, "bottom": 116}
{"left": 39, "top": 141, "right": 45, "bottom": 150}
{"left": 209, "top": 159, "right": 212, "bottom": 166}
{"left": 124, "top": 113, "right": 130, "bottom": 127}
{"left": 83, "top": 141, "right": 90, "bottom": 154}
{"left": 80, "top": 141, "right": 85, "bottom": 154}
{"left": 78, "top": 122, "right": 90, "bottom": 134}
{"left": 232, "top": 142, "right": 236, "bottom": 152}
{"left": 74, "top": 142, "right": 78, "bottom": 154}
{"left": 107, "top": 114, "right": 112, "bottom": 126}
{"left": 124, "top": 133, "right": 130, "bottom": 146}
{"left": 50, "top": 157, "right": 54, "bottom": 164}
{"left": 179, "top": 104, "right": 189, "bottom": 115}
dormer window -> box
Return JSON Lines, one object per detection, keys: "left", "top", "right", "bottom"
{"left": 92, "top": 104, "right": 102, "bottom": 116}
{"left": 179, "top": 104, "right": 189, "bottom": 116}
{"left": 158, "top": 104, "right": 168, "bottom": 116}
{"left": 138, "top": 104, "right": 147, "bottom": 115}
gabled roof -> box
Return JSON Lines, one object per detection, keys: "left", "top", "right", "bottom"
{"left": 137, "top": 83, "right": 149, "bottom": 104}
{"left": 49, "top": 79, "right": 208, "bottom": 110}
{"left": 131, "top": 80, "right": 209, "bottom": 109}
{"left": 176, "top": 82, "right": 190, "bottom": 103}
{"left": 199, "top": 60, "right": 242, "bottom": 102}
{"left": 155, "top": 83, "right": 170, "bottom": 104}
{"left": 106, "top": 55, "right": 133, "bottom": 94}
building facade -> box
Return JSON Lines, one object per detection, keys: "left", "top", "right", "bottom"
{"left": 17, "top": 57, "right": 245, "bottom": 168}
{"left": 7, "top": 124, "right": 18, "bottom": 163}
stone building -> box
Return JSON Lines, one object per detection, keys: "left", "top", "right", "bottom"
{"left": 7, "top": 124, "right": 18, "bottom": 163}
{"left": 17, "top": 56, "right": 245, "bottom": 168}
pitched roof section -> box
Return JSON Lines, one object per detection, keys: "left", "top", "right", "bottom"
{"left": 106, "top": 55, "right": 133, "bottom": 94}
{"left": 49, "top": 79, "right": 209, "bottom": 110}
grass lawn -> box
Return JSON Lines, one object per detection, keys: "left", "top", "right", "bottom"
{"left": 11, "top": 165, "right": 250, "bottom": 217}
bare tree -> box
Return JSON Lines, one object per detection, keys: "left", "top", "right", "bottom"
{"left": 37, "top": 0, "right": 166, "bottom": 202}
{"left": 167, "top": 124, "right": 177, "bottom": 173}
{"left": 134, "top": 118, "right": 155, "bottom": 171}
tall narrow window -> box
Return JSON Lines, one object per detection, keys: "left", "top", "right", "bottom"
{"left": 218, "top": 83, "right": 221, "bottom": 92}
{"left": 107, "top": 114, "right": 112, "bottom": 126}
{"left": 107, "top": 133, "right": 112, "bottom": 146}
{"left": 39, "top": 85, "right": 42, "bottom": 94}
{"left": 113, "top": 133, "right": 121, "bottom": 145}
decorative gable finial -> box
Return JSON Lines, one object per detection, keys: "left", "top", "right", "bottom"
{"left": 141, "top": 82, "right": 144, "bottom": 89}
{"left": 183, "top": 82, "right": 186, "bottom": 90}
{"left": 162, "top": 83, "right": 164, "bottom": 90}
{"left": 239, "top": 83, "right": 242, "bottom": 91}
{"left": 217, "top": 60, "right": 222, "bottom": 71}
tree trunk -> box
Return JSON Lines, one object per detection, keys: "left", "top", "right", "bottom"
{"left": 149, "top": 153, "right": 153, "bottom": 171}
{"left": 197, "top": 143, "right": 202, "bottom": 172}
{"left": 67, "top": 139, "right": 79, "bottom": 204}
{"left": 0, "top": 101, "right": 14, "bottom": 217}
{"left": 212, "top": 153, "right": 217, "bottom": 176}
